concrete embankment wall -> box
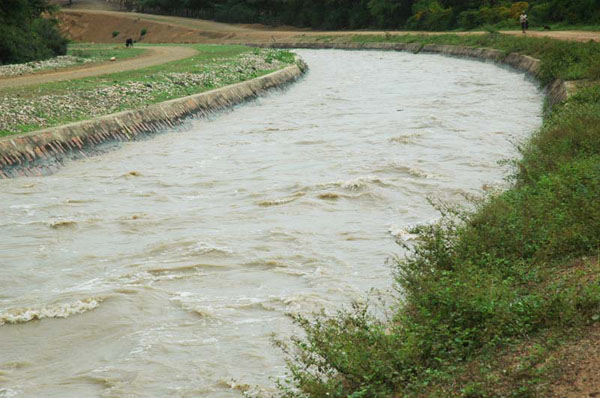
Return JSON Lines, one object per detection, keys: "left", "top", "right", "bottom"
{"left": 253, "top": 41, "right": 569, "bottom": 105}
{"left": 0, "top": 60, "right": 307, "bottom": 178}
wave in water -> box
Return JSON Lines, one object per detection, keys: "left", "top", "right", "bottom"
{"left": 258, "top": 191, "right": 306, "bottom": 207}
{"left": 388, "top": 133, "right": 423, "bottom": 144}
{"left": 0, "top": 298, "right": 102, "bottom": 326}
{"left": 316, "top": 175, "right": 393, "bottom": 191}
{"left": 385, "top": 163, "right": 442, "bottom": 179}
{"left": 316, "top": 191, "right": 383, "bottom": 202}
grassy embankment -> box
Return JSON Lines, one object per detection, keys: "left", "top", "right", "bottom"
{"left": 276, "top": 34, "right": 600, "bottom": 398}
{"left": 0, "top": 44, "right": 295, "bottom": 136}
{"left": 67, "top": 42, "right": 147, "bottom": 61}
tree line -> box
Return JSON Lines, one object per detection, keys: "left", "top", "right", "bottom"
{"left": 128, "top": 0, "right": 600, "bottom": 30}
{"left": 0, "top": 0, "right": 67, "bottom": 64}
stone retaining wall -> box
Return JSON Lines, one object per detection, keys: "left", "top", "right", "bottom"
{"left": 0, "top": 59, "right": 307, "bottom": 178}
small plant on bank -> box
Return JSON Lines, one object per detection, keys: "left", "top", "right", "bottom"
{"left": 112, "top": 30, "right": 120, "bottom": 38}
{"left": 140, "top": 28, "right": 147, "bottom": 37}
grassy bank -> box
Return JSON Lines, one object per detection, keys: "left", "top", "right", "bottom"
{"left": 0, "top": 44, "right": 295, "bottom": 136}
{"left": 275, "top": 34, "right": 600, "bottom": 398}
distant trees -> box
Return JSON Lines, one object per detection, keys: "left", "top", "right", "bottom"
{"left": 131, "top": 0, "right": 600, "bottom": 30}
{"left": 0, "top": 0, "right": 68, "bottom": 64}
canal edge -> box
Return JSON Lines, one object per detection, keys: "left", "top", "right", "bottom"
{"left": 0, "top": 57, "right": 308, "bottom": 179}
{"left": 251, "top": 41, "right": 570, "bottom": 109}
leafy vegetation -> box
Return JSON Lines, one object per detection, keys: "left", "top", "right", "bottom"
{"left": 0, "top": 0, "right": 68, "bottom": 64}
{"left": 120, "top": 0, "right": 600, "bottom": 31}
{"left": 274, "top": 34, "right": 600, "bottom": 398}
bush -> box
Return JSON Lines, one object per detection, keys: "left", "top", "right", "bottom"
{"left": 0, "top": 0, "right": 67, "bottom": 65}
{"left": 112, "top": 30, "right": 120, "bottom": 37}
{"left": 529, "top": 2, "right": 552, "bottom": 25}
{"left": 0, "top": 19, "right": 67, "bottom": 65}
{"left": 32, "top": 18, "right": 68, "bottom": 57}
{"left": 214, "top": 0, "right": 257, "bottom": 23}
{"left": 406, "top": 0, "right": 454, "bottom": 31}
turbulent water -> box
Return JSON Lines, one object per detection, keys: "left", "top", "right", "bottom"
{"left": 0, "top": 50, "right": 542, "bottom": 397}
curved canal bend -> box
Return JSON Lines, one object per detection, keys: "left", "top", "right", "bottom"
{"left": 0, "top": 50, "right": 543, "bottom": 397}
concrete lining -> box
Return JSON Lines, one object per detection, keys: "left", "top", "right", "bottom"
{"left": 0, "top": 59, "right": 307, "bottom": 178}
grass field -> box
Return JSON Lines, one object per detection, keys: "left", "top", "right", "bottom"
{"left": 67, "top": 42, "right": 147, "bottom": 61}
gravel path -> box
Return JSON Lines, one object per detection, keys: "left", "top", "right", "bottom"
{"left": 0, "top": 46, "right": 197, "bottom": 89}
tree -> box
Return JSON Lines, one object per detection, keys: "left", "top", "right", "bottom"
{"left": 0, "top": 0, "right": 67, "bottom": 64}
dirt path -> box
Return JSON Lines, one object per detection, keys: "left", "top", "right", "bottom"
{"left": 0, "top": 46, "right": 197, "bottom": 89}
{"left": 57, "top": 8, "right": 600, "bottom": 45}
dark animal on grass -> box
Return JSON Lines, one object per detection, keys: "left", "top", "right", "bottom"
{"left": 126, "top": 38, "right": 134, "bottom": 47}
{"left": 544, "top": 25, "right": 552, "bottom": 30}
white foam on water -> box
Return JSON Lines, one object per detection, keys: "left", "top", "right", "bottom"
{"left": 0, "top": 298, "right": 102, "bottom": 326}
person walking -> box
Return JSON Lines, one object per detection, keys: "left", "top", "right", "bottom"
{"left": 520, "top": 12, "right": 528, "bottom": 33}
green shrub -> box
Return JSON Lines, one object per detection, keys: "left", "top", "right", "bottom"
{"left": 112, "top": 30, "right": 120, "bottom": 37}
{"left": 407, "top": 0, "right": 454, "bottom": 31}
{"left": 0, "top": 0, "right": 67, "bottom": 65}
{"left": 0, "top": 19, "right": 67, "bottom": 65}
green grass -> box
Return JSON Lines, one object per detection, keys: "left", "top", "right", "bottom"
{"left": 0, "top": 44, "right": 295, "bottom": 136}
{"left": 67, "top": 42, "right": 146, "bottom": 61}
{"left": 275, "top": 34, "right": 600, "bottom": 398}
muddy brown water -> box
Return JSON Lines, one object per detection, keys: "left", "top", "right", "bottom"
{"left": 0, "top": 50, "right": 543, "bottom": 397}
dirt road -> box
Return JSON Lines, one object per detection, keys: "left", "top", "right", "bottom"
{"left": 0, "top": 46, "right": 197, "bottom": 89}
{"left": 57, "top": 8, "right": 600, "bottom": 45}
{"left": 4, "top": 5, "right": 597, "bottom": 89}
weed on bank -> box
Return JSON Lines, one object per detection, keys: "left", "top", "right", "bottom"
{"left": 276, "top": 34, "right": 600, "bottom": 398}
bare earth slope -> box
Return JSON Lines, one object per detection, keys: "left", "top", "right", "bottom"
{"left": 0, "top": 46, "right": 197, "bottom": 89}
{"left": 56, "top": 8, "right": 600, "bottom": 44}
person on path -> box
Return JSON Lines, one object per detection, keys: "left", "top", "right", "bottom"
{"left": 520, "top": 12, "right": 528, "bottom": 33}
